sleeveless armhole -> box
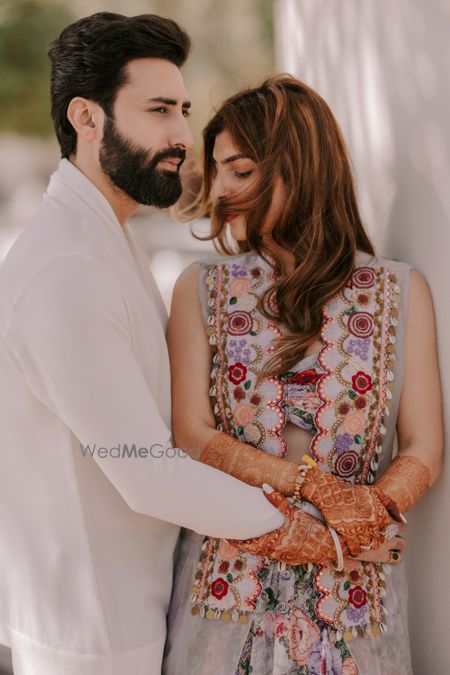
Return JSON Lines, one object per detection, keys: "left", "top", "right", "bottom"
{"left": 197, "top": 262, "right": 210, "bottom": 328}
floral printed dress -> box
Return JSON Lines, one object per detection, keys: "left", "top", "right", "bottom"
{"left": 234, "top": 356, "right": 359, "bottom": 675}
{"left": 163, "top": 252, "right": 413, "bottom": 675}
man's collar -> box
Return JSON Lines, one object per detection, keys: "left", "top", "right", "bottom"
{"left": 46, "top": 158, "right": 123, "bottom": 231}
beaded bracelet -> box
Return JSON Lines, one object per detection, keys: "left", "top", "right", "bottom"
{"left": 292, "top": 455, "right": 317, "bottom": 504}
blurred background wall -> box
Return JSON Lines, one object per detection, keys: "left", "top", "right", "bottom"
{"left": 275, "top": 0, "right": 449, "bottom": 673}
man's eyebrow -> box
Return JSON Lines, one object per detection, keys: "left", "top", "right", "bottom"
{"left": 213, "top": 153, "right": 249, "bottom": 165}
{"left": 144, "top": 96, "right": 191, "bottom": 108}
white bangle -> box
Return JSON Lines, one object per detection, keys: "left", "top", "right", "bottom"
{"left": 328, "top": 525, "right": 344, "bottom": 572}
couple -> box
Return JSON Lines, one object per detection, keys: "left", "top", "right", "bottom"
{"left": 0, "top": 11, "right": 442, "bottom": 675}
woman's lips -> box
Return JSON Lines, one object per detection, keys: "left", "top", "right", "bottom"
{"left": 226, "top": 214, "right": 238, "bottom": 223}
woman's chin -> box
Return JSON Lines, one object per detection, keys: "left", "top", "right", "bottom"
{"left": 229, "top": 220, "right": 247, "bottom": 241}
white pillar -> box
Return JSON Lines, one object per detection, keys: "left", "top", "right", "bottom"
{"left": 274, "top": 1, "right": 450, "bottom": 671}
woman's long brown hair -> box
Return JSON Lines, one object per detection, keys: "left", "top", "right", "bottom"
{"left": 183, "top": 74, "right": 375, "bottom": 376}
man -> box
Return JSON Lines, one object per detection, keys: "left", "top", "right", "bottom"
{"left": 0, "top": 13, "right": 287, "bottom": 674}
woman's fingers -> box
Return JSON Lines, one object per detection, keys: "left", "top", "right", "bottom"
{"left": 351, "top": 535, "right": 407, "bottom": 563}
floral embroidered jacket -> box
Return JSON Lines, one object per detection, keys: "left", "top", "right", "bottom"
{"left": 191, "top": 250, "right": 410, "bottom": 645}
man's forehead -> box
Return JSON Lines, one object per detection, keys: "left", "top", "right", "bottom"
{"left": 123, "top": 58, "right": 189, "bottom": 101}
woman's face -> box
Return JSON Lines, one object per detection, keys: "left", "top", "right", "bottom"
{"left": 210, "top": 130, "right": 285, "bottom": 242}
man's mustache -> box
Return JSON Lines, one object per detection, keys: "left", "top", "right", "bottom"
{"left": 150, "top": 147, "right": 186, "bottom": 170}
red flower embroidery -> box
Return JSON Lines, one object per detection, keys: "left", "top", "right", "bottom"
{"left": 352, "top": 371, "right": 372, "bottom": 394}
{"left": 227, "top": 311, "right": 253, "bottom": 336}
{"left": 250, "top": 267, "right": 262, "bottom": 277}
{"left": 250, "top": 393, "right": 261, "bottom": 406}
{"left": 348, "top": 585, "right": 367, "bottom": 608}
{"left": 228, "top": 362, "right": 247, "bottom": 385}
{"left": 335, "top": 451, "right": 359, "bottom": 478}
{"left": 233, "top": 386, "right": 246, "bottom": 401}
{"left": 348, "top": 311, "right": 374, "bottom": 338}
{"left": 211, "top": 577, "right": 229, "bottom": 600}
{"left": 352, "top": 267, "right": 376, "bottom": 289}
{"left": 338, "top": 402, "right": 351, "bottom": 415}
{"left": 218, "top": 561, "right": 230, "bottom": 574}
{"left": 233, "top": 559, "right": 244, "bottom": 571}
{"left": 355, "top": 396, "right": 367, "bottom": 409}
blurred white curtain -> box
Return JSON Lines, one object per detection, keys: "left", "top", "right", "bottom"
{"left": 274, "top": 1, "right": 450, "bottom": 672}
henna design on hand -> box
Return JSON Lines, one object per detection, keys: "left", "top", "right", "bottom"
{"left": 376, "top": 454, "right": 431, "bottom": 513}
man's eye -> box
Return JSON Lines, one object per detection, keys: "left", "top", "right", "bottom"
{"left": 235, "top": 170, "right": 253, "bottom": 179}
{"left": 183, "top": 109, "right": 191, "bottom": 117}
{"left": 151, "top": 107, "right": 167, "bottom": 114}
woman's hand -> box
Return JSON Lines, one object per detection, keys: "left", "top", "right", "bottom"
{"left": 347, "top": 527, "right": 407, "bottom": 566}
{"left": 300, "top": 467, "right": 403, "bottom": 556}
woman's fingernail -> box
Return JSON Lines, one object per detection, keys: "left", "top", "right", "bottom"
{"left": 262, "top": 483, "right": 274, "bottom": 494}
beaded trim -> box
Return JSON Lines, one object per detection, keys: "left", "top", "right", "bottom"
{"left": 311, "top": 265, "right": 401, "bottom": 635}
{"left": 191, "top": 257, "right": 288, "bottom": 622}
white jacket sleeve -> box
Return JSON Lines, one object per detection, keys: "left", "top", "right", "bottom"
{"left": 7, "top": 255, "right": 284, "bottom": 539}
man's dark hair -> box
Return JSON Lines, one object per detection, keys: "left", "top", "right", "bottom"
{"left": 48, "top": 12, "right": 191, "bottom": 158}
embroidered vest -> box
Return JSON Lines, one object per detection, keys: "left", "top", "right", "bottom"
{"left": 191, "top": 251, "right": 407, "bottom": 642}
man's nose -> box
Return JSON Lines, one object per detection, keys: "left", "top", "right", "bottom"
{"left": 170, "top": 116, "right": 194, "bottom": 152}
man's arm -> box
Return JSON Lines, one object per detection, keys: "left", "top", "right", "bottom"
{"left": 7, "top": 255, "right": 284, "bottom": 539}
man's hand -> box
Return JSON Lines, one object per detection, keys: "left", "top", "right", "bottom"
{"left": 227, "top": 486, "right": 347, "bottom": 566}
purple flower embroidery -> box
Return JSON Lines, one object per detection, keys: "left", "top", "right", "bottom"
{"left": 227, "top": 339, "right": 252, "bottom": 364}
{"left": 307, "top": 638, "right": 343, "bottom": 675}
{"left": 347, "top": 337, "right": 370, "bottom": 361}
{"left": 346, "top": 604, "right": 369, "bottom": 624}
{"left": 335, "top": 433, "right": 354, "bottom": 455}
{"left": 231, "top": 263, "right": 248, "bottom": 278}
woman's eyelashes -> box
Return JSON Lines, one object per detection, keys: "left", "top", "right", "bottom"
{"left": 235, "top": 170, "right": 253, "bottom": 179}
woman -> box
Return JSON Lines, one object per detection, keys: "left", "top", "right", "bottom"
{"left": 163, "top": 76, "right": 443, "bottom": 674}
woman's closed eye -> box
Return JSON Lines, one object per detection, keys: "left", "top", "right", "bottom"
{"left": 235, "top": 170, "right": 254, "bottom": 179}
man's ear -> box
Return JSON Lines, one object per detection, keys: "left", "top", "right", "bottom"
{"left": 67, "top": 97, "right": 103, "bottom": 142}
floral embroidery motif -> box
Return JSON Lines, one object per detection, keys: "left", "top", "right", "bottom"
{"left": 348, "top": 311, "right": 374, "bottom": 338}
{"left": 351, "top": 370, "right": 373, "bottom": 394}
{"left": 351, "top": 266, "right": 376, "bottom": 288}
{"left": 211, "top": 578, "right": 229, "bottom": 600}
{"left": 335, "top": 451, "right": 359, "bottom": 477}
{"left": 348, "top": 585, "right": 367, "bottom": 608}
{"left": 230, "top": 277, "right": 252, "bottom": 297}
{"left": 227, "top": 310, "right": 253, "bottom": 336}
{"left": 228, "top": 362, "right": 247, "bottom": 385}
{"left": 233, "top": 403, "right": 254, "bottom": 427}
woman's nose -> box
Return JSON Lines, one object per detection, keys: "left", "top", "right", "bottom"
{"left": 210, "top": 176, "right": 227, "bottom": 200}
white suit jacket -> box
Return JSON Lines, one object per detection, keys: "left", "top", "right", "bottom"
{"left": 0, "top": 159, "right": 283, "bottom": 674}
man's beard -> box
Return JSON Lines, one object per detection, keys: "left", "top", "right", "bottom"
{"left": 99, "top": 114, "right": 185, "bottom": 208}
